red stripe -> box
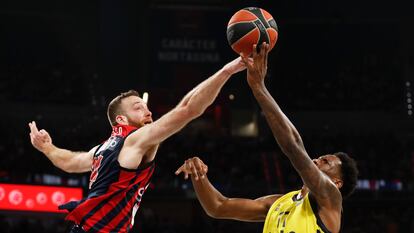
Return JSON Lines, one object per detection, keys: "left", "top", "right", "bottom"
{"left": 85, "top": 167, "right": 154, "bottom": 231}
{"left": 82, "top": 190, "right": 127, "bottom": 231}
{"left": 82, "top": 170, "right": 140, "bottom": 231}
{"left": 101, "top": 168, "right": 154, "bottom": 232}
{"left": 66, "top": 170, "right": 137, "bottom": 225}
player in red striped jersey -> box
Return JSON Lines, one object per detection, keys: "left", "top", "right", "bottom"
{"left": 28, "top": 57, "right": 246, "bottom": 233}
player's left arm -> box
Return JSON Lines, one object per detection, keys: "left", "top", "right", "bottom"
{"left": 29, "top": 121, "right": 96, "bottom": 173}
{"left": 175, "top": 157, "right": 281, "bottom": 222}
{"left": 243, "top": 44, "right": 341, "bottom": 202}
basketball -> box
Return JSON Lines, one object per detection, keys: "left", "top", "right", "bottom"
{"left": 227, "top": 7, "right": 279, "bottom": 56}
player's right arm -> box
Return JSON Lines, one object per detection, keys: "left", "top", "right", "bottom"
{"left": 175, "top": 157, "right": 281, "bottom": 222}
{"left": 125, "top": 58, "right": 246, "bottom": 153}
{"left": 243, "top": 44, "right": 342, "bottom": 204}
{"left": 29, "top": 121, "right": 95, "bottom": 173}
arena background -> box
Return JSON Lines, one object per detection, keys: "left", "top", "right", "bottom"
{"left": 1, "top": 0, "right": 414, "bottom": 232}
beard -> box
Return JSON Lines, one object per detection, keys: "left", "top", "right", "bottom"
{"left": 126, "top": 115, "right": 152, "bottom": 128}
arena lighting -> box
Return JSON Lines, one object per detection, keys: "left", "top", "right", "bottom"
{"left": 356, "top": 179, "right": 403, "bottom": 191}
{"left": 0, "top": 183, "right": 83, "bottom": 213}
{"left": 142, "top": 92, "right": 149, "bottom": 104}
{"left": 406, "top": 81, "right": 412, "bottom": 116}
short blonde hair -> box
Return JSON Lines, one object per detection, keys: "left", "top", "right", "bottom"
{"left": 107, "top": 90, "right": 140, "bottom": 126}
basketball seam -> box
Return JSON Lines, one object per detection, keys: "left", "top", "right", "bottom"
{"left": 255, "top": 27, "right": 260, "bottom": 50}
{"left": 260, "top": 9, "right": 273, "bottom": 21}
{"left": 258, "top": 9, "right": 271, "bottom": 28}
{"left": 267, "top": 27, "right": 278, "bottom": 48}
{"left": 227, "top": 20, "right": 257, "bottom": 28}
{"left": 260, "top": 20, "right": 270, "bottom": 44}
{"left": 267, "top": 19, "right": 278, "bottom": 31}
{"left": 267, "top": 27, "right": 278, "bottom": 33}
{"left": 228, "top": 9, "right": 259, "bottom": 28}
{"left": 241, "top": 9, "right": 259, "bottom": 21}
{"left": 252, "top": 19, "right": 269, "bottom": 45}
{"left": 231, "top": 27, "right": 259, "bottom": 53}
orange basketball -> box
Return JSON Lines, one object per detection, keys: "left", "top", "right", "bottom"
{"left": 227, "top": 7, "right": 278, "bottom": 56}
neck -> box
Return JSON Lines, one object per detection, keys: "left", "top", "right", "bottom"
{"left": 111, "top": 124, "right": 138, "bottom": 137}
{"left": 300, "top": 186, "right": 309, "bottom": 197}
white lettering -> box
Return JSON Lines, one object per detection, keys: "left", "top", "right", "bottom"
{"left": 161, "top": 38, "right": 216, "bottom": 50}
{"left": 96, "top": 137, "right": 118, "bottom": 154}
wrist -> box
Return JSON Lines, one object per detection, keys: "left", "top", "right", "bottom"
{"left": 220, "top": 67, "right": 233, "bottom": 76}
{"left": 248, "top": 79, "right": 265, "bottom": 90}
{"left": 42, "top": 144, "right": 56, "bottom": 156}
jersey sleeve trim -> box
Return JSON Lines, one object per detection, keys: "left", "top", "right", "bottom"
{"left": 309, "top": 194, "right": 334, "bottom": 233}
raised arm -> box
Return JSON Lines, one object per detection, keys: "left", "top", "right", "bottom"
{"left": 242, "top": 44, "right": 340, "bottom": 201}
{"left": 29, "top": 121, "right": 95, "bottom": 173}
{"left": 126, "top": 57, "right": 246, "bottom": 151}
{"left": 175, "top": 157, "right": 280, "bottom": 222}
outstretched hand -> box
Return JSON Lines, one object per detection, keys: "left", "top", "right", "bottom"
{"left": 175, "top": 157, "right": 208, "bottom": 181}
{"left": 28, "top": 121, "right": 53, "bottom": 154}
{"left": 222, "top": 57, "right": 247, "bottom": 75}
{"left": 241, "top": 42, "right": 270, "bottom": 87}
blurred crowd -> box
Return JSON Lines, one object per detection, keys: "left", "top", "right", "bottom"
{"left": 1, "top": 199, "right": 413, "bottom": 233}
{"left": 1, "top": 123, "right": 413, "bottom": 194}
{"left": 1, "top": 46, "right": 412, "bottom": 233}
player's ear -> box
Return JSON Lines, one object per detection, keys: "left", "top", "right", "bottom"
{"left": 115, "top": 115, "right": 128, "bottom": 125}
{"left": 334, "top": 178, "right": 343, "bottom": 189}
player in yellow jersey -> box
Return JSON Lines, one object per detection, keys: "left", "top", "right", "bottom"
{"left": 175, "top": 43, "right": 358, "bottom": 233}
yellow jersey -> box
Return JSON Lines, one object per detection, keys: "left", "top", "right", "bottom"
{"left": 262, "top": 190, "right": 332, "bottom": 233}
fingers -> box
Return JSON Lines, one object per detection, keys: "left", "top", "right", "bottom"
{"left": 32, "top": 121, "right": 39, "bottom": 133}
{"left": 176, "top": 157, "right": 209, "bottom": 181}
{"left": 28, "top": 121, "right": 39, "bottom": 134}
{"left": 39, "top": 129, "right": 46, "bottom": 137}
{"left": 240, "top": 53, "right": 248, "bottom": 65}
{"left": 189, "top": 160, "right": 199, "bottom": 180}
{"left": 29, "top": 121, "right": 43, "bottom": 138}
{"left": 240, "top": 53, "right": 254, "bottom": 70}
{"left": 264, "top": 43, "right": 269, "bottom": 69}
{"left": 261, "top": 42, "right": 267, "bottom": 58}
{"left": 39, "top": 129, "right": 50, "bottom": 138}
{"left": 29, "top": 132, "right": 35, "bottom": 144}
{"left": 29, "top": 122, "right": 51, "bottom": 140}
{"left": 194, "top": 158, "right": 205, "bottom": 179}
{"left": 252, "top": 44, "right": 258, "bottom": 58}
{"left": 175, "top": 164, "right": 190, "bottom": 179}
{"left": 249, "top": 43, "right": 269, "bottom": 65}
{"left": 174, "top": 166, "right": 183, "bottom": 175}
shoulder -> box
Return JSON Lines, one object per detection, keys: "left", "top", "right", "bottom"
{"left": 308, "top": 192, "right": 342, "bottom": 233}
{"left": 255, "top": 193, "right": 287, "bottom": 209}
{"left": 123, "top": 125, "right": 147, "bottom": 146}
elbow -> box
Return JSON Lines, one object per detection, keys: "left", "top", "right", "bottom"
{"left": 206, "top": 207, "right": 224, "bottom": 219}
{"left": 279, "top": 137, "right": 303, "bottom": 156}
{"left": 59, "top": 164, "right": 73, "bottom": 173}
{"left": 205, "top": 199, "right": 227, "bottom": 219}
{"left": 177, "top": 105, "right": 203, "bottom": 120}
{"left": 55, "top": 161, "right": 75, "bottom": 173}
{"left": 206, "top": 210, "right": 220, "bottom": 218}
